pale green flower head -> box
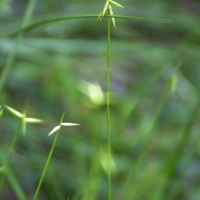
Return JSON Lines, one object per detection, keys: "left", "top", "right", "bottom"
{"left": 4, "top": 105, "right": 43, "bottom": 135}
{"left": 97, "top": 0, "right": 124, "bottom": 27}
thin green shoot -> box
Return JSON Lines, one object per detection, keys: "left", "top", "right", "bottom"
{"left": 107, "top": 9, "right": 111, "bottom": 200}
{"left": 160, "top": 95, "right": 200, "bottom": 199}
{"left": 33, "top": 112, "right": 65, "bottom": 200}
{"left": 33, "top": 113, "right": 79, "bottom": 200}
{"left": 124, "top": 71, "right": 177, "bottom": 199}
{"left": 0, "top": 119, "right": 22, "bottom": 192}
{"left": 0, "top": 154, "right": 28, "bottom": 200}
{"left": 0, "top": 0, "right": 38, "bottom": 92}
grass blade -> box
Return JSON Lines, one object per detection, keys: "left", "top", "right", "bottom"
{"left": 124, "top": 72, "right": 175, "bottom": 199}
{"left": 0, "top": 154, "right": 28, "bottom": 200}
{"left": 0, "top": 0, "right": 37, "bottom": 92}
{"left": 11, "top": 14, "right": 172, "bottom": 36}
{"left": 160, "top": 95, "right": 200, "bottom": 199}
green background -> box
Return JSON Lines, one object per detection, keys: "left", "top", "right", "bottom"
{"left": 0, "top": 0, "right": 200, "bottom": 199}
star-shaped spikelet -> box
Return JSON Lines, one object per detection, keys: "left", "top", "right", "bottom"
{"left": 97, "top": 0, "right": 124, "bottom": 28}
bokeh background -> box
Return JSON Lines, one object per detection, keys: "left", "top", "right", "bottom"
{"left": 1, "top": 0, "right": 200, "bottom": 199}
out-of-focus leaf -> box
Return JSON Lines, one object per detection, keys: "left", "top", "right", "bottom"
{"left": 79, "top": 81, "right": 104, "bottom": 105}
{"left": 0, "top": 106, "right": 3, "bottom": 118}
{"left": 0, "top": 166, "right": 5, "bottom": 174}
{"left": 99, "top": 147, "right": 117, "bottom": 175}
{"left": 25, "top": 118, "right": 43, "bottom": 123}
{"left": 4, "top": 105, "right": 23, "bottom": 118}
{"left": 61, "top": 122, "right": 80, "bottom": 126}
{"left": 110, "top": 0, "right": 124, "bottom": 8}
{"left": 170, "top": 74, "right": 178, "bottom": 95}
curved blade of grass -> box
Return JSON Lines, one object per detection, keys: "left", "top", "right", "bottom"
{"left": 0, "top": 119, "right": 24, "bottom": 195}
{"left": 11, "top": 14, "right": 172, "bottom": 36}
{"left": 0, "top": 154, "right": 28, "bottom": 200}
{"left": 0, "top": 120, "right": 27, "bottom": 200}
{"left": 160, "top": 94, "right": 200, "bottom": 199}
{"left": 124, "top": 73, "right": 175, "bottom": 199}
{"left": 33, "top": 112, "right": 65, "bottom": 200}
{"left": 168, "top": 138, "right": 200, "bottom": 200}
{"left": 0, "top": 0, "right": 37, "bottom": 92}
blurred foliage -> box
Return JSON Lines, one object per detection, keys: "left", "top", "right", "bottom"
{"left": 1, "top": 0, "right": 200, "bottom": 200}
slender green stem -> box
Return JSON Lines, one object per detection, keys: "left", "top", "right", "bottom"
{"left": 0, "top": 0, "right": 37, "bottom": 92}
{"left": 33, "top": 113, "right": 65, "bottom": 200}
{"left": 0, "top": 119, "right": 22, "bottom": 192}
{"left": 0, "top": 154, "right": 28, "bottom": 200}
{"left": 107, "top": 12, "right": 111, "bottom": 200}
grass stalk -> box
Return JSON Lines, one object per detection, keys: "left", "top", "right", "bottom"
{"left": 33, "top": 113, "right": 65, "bottom": 200}
{"left": 107, "top": 11, "right": 111, "bottom": 200}
{"left": 0, "top": 0, "right": 37, "bottom": 92}
{"left": 0, "top": 119, "right": 22, "bottom": 192}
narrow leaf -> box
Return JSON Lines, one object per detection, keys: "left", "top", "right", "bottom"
{"left": 48, "top": 125, "right": 61, "bottom": 136}
{"left": 102, "top": 0, "right": 110, "bottom": 17}
{"left": 4, "top": 105, "right": 23, "bottom": 118}
{"left": 109, "top": 5, "right": 116, "bottom": 28}
{"left": 110, "top": 0, "right": 124, "bottom": 8}
{"left": 25, "top": 118, "right": 43, "bottom": 123}
{"left": 96, "top": 10, "right": 103, "bottom": 22}
{"left": 61, "top": 122, "right": 80, "bottom": 126}
{"left": 12, "top": 15, "right": 172, "bottom": 35}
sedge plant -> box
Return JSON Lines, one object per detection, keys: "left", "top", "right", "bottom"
{"left": 0, "top": 0, "right": 173, "bottom": 199}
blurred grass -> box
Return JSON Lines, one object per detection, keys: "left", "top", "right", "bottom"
{"left": 1, "top": 0, "right": 200, "bottom": 200}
